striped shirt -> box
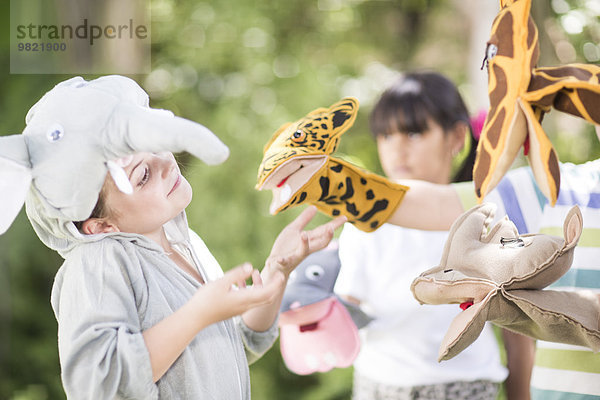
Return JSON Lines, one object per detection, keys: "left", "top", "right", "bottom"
{"left": 455, "top": 159, "right": 600, "bottom": 399}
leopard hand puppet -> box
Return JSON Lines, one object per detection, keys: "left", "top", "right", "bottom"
{"left": 411, "top": 203, "right": 600, "bottom": 361}
{"left": 473, "top": 0, "right": 600, "bottom": 206}
{"left": 256, "top": 97, "right": 408, "bottom": 232}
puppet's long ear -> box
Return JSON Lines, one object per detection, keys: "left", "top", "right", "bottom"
{"left": 0, "top": 135, "right": 32, "bottom": 234}
{"left": 563, "top": 205, "right": 583, "bottom": 249}
{"left": 109, "top": 104, "right": 230, "bottom": 165}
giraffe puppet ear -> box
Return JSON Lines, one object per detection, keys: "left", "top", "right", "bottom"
{"left": 0, "top": 135, "right": 33, "bottom": 234}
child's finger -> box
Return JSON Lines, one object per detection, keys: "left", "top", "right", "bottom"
{"left": 255, "top": 273, "right": 284, "bottom": 302}
{"left": 306, "top": 216, "right": 345, "bottom": 250}
{"left": 315, "top": 215, "right": 346, "bottom": 236}
{"left": 306, "top": 229, "right": 333, "bottom": 253}
{"left": 289, "top": 205, "right": 318, "bottom": 230}
{"left": 301, "top": 215, "right": 345, "bottom": 251}
{"left": 297, "top": 231, "right": 310, "bottom": 256}
{"left": 251, "top": 269, "right": 263, "bottom": 287}
{"left": 240, "top": 274, "right": 282, "bottom": 307}
{"left": 223, "top": 263, "right": 254, "bottom": 287}
{"left": 329, "top": 215, "right": 348, "bottom": 230}
{"left": 316, "top": 215, "right": 346, "bottom": 234}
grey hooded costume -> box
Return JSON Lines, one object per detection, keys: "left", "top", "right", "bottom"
{"left": 1, "top": 76, "right": 278, "bottom": 399}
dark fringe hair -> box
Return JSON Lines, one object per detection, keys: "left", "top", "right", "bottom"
{"left": 369, "top": 71, "right": 479, "bottom": 183}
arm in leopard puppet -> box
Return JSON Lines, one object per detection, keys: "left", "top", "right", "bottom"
{"left": 256, "top": 97, "right": 409, "bottom": 232}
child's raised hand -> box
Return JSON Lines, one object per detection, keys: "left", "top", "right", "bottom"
{"left": 193, "top": 263, "right": 284, "bottom": 324}
{"left": 267, "top": 206, "right": 346, "bottom": 277}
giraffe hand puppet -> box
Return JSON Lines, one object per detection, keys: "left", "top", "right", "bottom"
{"left": 411, "top": 203, "right": 600, "bottom": 361}
{"left": 473, "top": 0, "right": 600, "bottom": 206}
{"left": 256, "top": 97, "right": 408, "bottom": 232}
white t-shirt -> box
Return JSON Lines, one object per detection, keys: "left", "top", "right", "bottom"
{"left": 335, "top": 223, "right": 508, "bottom": 387}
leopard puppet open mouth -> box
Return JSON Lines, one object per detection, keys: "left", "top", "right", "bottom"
{"left": 257, "top": 155, "right": 327, "bottom": 214}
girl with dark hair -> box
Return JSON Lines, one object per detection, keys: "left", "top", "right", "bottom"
{"left": 368, "top": 71, "right": 479, "bottom": 184}
{"left": 335, "top": 71, "right": 518, "bottom": 400}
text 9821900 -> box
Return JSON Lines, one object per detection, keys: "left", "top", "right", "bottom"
{"left": 17, "top": 42, "right": 67, "bottom": 52}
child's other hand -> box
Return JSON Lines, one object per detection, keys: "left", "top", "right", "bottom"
{"left": 194, "top": 263, "right": 284, "bottom": 324}
{"left": 267, "top": 206, "right": 346, "bottom": 278}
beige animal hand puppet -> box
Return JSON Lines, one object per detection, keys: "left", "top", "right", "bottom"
{"left": 256, "top": 97, "right": 408, "bottom": 232}
{"left": 473, "top": 0, "right": 600, "bottom": 205}
{"left": 411, "top": 203, "right": 600, "bottom": 361}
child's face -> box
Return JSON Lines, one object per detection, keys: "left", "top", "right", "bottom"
{"left": 102, "top": 152, "right": 192, "bottom": 235}
{"left": 376, "top": 119, "right": 461, "bottom": 184}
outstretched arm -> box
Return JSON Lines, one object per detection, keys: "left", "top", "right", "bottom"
{"left": 387, "top": 179, "right": 465, "bottom": 231}
{"left": 242, "top": 206, "right": 347, "bottom": 332}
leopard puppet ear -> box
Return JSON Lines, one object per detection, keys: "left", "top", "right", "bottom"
{"left": 256, "top": 97, "right": 408, "bottom": 232}
{"left": 262, "top": 122, "right": 292, "bottom": 154}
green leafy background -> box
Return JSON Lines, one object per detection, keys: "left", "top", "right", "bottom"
{"left": 0, "top": 0, "right": 598, "bottom": 399}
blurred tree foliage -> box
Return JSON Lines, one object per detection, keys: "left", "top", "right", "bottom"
{"left": 0, "top": 0, "right": 598, "bottom": 399}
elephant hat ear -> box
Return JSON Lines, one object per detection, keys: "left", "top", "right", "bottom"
{"left": 0, "top": 134, "right": 32, "bottom": 234}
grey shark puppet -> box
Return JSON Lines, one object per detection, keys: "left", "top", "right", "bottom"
{"left": 279, "top": 241, "right": 371, "bottom": 375}
{"left": 0, "top": 76, "right": 279, "bottom": 399}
